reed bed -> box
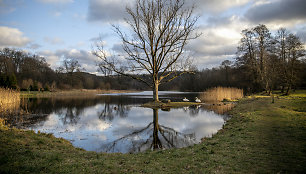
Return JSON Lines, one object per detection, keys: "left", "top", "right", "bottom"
{"left": 0, "top": 88, "right": 20, "bottom": 115}
{"left": 201, "top": 87, "right": 243, "bottom": 102}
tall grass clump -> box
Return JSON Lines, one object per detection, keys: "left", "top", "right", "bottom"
{"left": 201, "top": 87, "right": 243, "bottom": 102}
{"left": 0, "top": 88, "right": 20, "bottom": 114}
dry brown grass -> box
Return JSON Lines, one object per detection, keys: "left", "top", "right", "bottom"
{"left": 0, "top": 88, "right": 20, "bottom": 114}
{"left": 200, "top": 87, "right": 243, "bottom": 102}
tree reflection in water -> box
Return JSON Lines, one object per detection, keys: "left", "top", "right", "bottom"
{"left": 18, "top": 93, "right": 229, "bottom": 153}
{"left": 103, "top": 108, "right": 196, "bottom": 153}
{"left": 60, "top": 107, "right": 82, "bottom": 125}
{"left": 98, "top": 103, "right": 130, "bottom": 121}
{"left": 202, "top": 103, "right": 235, "bottom": 115}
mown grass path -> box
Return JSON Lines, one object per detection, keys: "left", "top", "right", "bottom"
{"left": 1, "top": 92, "right": 305, "bottom": 173}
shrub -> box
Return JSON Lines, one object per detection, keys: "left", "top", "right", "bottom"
{"left": 44, "top": 84, "right": 50, "bottom": 91}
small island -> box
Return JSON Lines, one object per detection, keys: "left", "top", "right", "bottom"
{"left": 141, "top": 101, "right": 202, "bottom": 109}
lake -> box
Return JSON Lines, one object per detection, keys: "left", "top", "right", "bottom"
{"left": 17, "top": 91, "right": 233, "bottom": 153}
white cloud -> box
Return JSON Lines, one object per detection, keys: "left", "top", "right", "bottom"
{"left": 190, "top": 0, "right": 251, "bottom": 13}
{"left": 186, "top": 15, "right": 250, "bottom": 69}
{"left": 36, "top": 0, "right": 73, "bottom": 4}
{"left": 194, "top": 55, "right": 236, "bottom": 69}
{"left": 88, "top": 0, "right": 134, "bottom": 22}
{"left": 60, "top": 49, "right": 101, "bottom": 73}
{"left": 88, "top": 0, "right": 251, "bottom": 22}
{"left": 0, "top": 26, "right": 30, "bottom": 48}
{"left": 38, "top": 50, "right": 61, "bottom": 69}
{"left": 245, "top": 0, "right": 306, "bottom": 28}
{"left": 86, "top": 0, "right": 254, "bottom": 69}
{"left": 39, "top": 49, "right": 101, "bottom": 73}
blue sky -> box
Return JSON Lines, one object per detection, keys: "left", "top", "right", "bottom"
{"left": 1, "top": 0, "right": 305, "bottom": 74}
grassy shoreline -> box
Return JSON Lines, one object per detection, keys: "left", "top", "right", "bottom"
{"left": 141, "top": 101, "right": 202, "bottom": 109}
{"left": 1, "top": 91, "right": 306, "bottom": 173}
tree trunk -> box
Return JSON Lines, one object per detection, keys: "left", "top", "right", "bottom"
{"left": 153, "top": 81, "right": 159, "bottom": 102}
{"left": 286, "top": 85, "right": 291, "bottom": 95}
{"left": 281, "top": 86, "right": 284, "bottom": 93}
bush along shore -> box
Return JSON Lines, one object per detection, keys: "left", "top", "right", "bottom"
{"left": 0, "top": 91, "right": 306, "bottom": 173}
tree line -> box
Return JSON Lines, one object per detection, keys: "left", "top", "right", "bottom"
{"left": 235, "top": 24, "right": 305, "bottom": 94}
{"left": 169, "top": 25, "right": 306, "bottom": 94}
{"left": 0, "top": 48, "right": 146, "bottom": 91}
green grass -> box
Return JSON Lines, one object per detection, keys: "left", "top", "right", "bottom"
{"left": 1, "top": 91, "right": 306, "bottom": 173}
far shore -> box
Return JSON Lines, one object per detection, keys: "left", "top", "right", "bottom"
{"left": 20, "top": 89, "right": 139, "bottom": 98}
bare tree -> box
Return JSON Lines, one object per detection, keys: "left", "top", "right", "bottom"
{"left": 237, "top": 28, "right": 260, "bottom": 91}
{"left": 253, "top": 24, "right": 272, "bottom": 93}
{"left": 237, "top": 24, "right": 272, "bottom": 92}
{"left": 274, "top": 28, "right": 290, "bottom": 92}
{"left": 285, "top": 33, "right": 305, "bottom": 94}
{"left": 61, "top": 58, "right": 82, "bottom": 74}
{"left": 274, "top": 28, "right": 305, "bottom": 94}
{"left": 221, "top": 60, "right": 232, "bottom": 84}
{"left": 93, "top": 0, "right": 199, "bottom": 101}
{"left": 57, "top": 58, "right": 82, "bottom": 87}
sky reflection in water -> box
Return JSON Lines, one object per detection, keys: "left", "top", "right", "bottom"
{"left": 26, "top": 92, "right": 230, "bottom": 153}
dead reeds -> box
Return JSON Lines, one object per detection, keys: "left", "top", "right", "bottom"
{"left": 0, "top": 88, "right": 20, "bottom": 114}
{"left": 200, "top": 87, "right": 243, "bottom": 102}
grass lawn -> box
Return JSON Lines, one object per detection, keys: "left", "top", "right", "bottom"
{"left": 1, "top": 91, "right": 305, "bottom": 173}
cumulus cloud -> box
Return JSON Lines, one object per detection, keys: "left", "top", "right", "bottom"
{"left": 245, "top": 0, "right": 306, "bottom": 26}
{"left": 0, "top": 26, "right": 30, "bottom": 48}
{"left": 39, "top": 49, "right": 101, "bottom": 73}
{"left": 88, "top": 0, "right": 133, "bottom": 22}
{"left": 36, "top": 0, "right": 73, "bottom": 4}
{"left": 38, "top": 50, "right": 61, "bottom": 69}
{"left": 57, "top": 49, "right": 100, "bottom": 73}
{"left": 87, "top": 0, "right": 305, "bottom": 70}
{"left": 88, "top": 0, "right": 251, "bottom": 22}
{"left": 185, "top": 15, "right": 248, "bottom": 68}
{"left": 188, "top": 0, "right": 250, "bottom": 14}
{"left": 194, "top": 55, "right": 235, "bottom": 69}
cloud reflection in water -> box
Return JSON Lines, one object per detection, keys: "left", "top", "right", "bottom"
{"left": 24, "top": 93, "right": 231, "bottom": 153}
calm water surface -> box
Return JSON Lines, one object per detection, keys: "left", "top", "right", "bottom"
{"left": 20, "top": 91, "right": 232, "bottom": 153}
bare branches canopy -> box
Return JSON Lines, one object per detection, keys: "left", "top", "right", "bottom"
{"left": 236, "top": 24, "right": 305, "bottom": 94}
{"left": 93, "top": 0, "right": 200, "bottom": 101}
